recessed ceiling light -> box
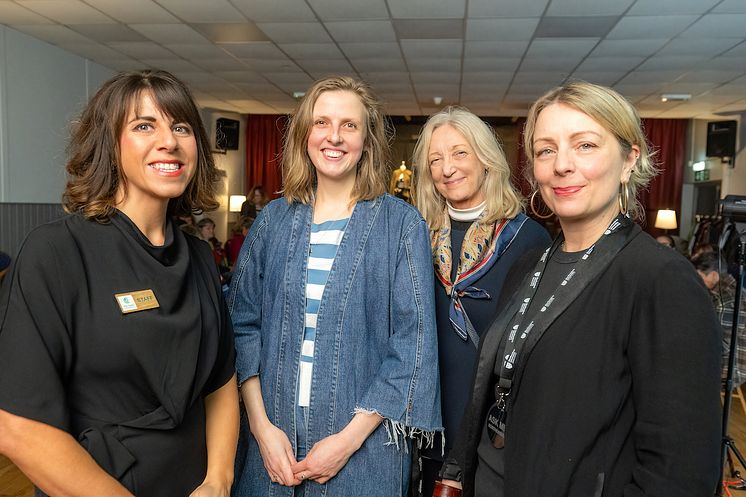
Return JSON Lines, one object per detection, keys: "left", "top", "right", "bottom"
{"left": 661, "top": 93, "right": 691, "bottom": 102}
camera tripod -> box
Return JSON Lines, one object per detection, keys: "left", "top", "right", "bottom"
{"left": 717, "top": 222, "right": 746, "bottom": 496}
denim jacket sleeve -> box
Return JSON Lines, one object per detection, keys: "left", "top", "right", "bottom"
{"left": 227, "top": 206, "right": 270, "bottom": 385}
{"left": 356, "top": 215, "right": 443, "bottom": 436}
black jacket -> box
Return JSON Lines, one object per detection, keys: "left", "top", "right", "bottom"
{"left": 448, "top": 222, "right": 722, "bottom": 497}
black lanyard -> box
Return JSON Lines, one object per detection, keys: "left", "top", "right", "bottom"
{"left": 487, "top": 215, "right": 632, "bottom": 448}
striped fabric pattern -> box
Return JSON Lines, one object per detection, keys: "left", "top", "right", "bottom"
{"left": 298, "top": 218, "right": 349, "bottom": 407}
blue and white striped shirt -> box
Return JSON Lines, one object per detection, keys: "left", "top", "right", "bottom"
{"left": 298, "top": 218, "right": 349, "bottom": 407}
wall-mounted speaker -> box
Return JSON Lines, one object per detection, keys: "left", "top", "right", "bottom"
{"left": 216, "top": 118, "right": 240, "bottom": 151}
{"left": 706, "top": 120, "right": 737, "bottom": 159}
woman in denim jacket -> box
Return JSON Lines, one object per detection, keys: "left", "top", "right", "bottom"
{"left": 228, "top": 76, "right": 442, "bottom": 497}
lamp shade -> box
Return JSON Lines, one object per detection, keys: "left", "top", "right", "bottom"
{"left": 654, "top": 209, "right": 677, "bottom": 230}
{"left": 229, "top": 195, "right": 247, "bottom": 212}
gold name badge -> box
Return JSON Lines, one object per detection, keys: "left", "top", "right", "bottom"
{"left": 114, "top": 289, "right": 160, "bottom": 314}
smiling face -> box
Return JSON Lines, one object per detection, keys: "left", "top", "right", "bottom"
{"left": 116, "top": 91, "right": 197, "bottom": 213}
{"left": 428, "top": 124, "right": 485, "bottom": 209}
{"left": 306, "top": 90, "right": 366, "bottom": 189}
{"left": 532, "top": 103, "right": 637, "bottom": 235}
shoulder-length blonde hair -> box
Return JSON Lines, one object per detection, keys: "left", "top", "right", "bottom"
{"left": 281, "top": 76, "right": 391, "bottom": 204}
{"left": 523, "top": 81, "right": 658, "bottom": 221}
{"left": 413, "top": 106, "right": 523, "bottom": 230}
{"left": 63, "top": 70, "right": 220, "bottom": 222}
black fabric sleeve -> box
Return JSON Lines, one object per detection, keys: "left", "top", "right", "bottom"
{"left": 626, "top": 255, "right": 721, "bottom": 496}
{"left": 0, "top": 227, "right": 72, "bottom": 431}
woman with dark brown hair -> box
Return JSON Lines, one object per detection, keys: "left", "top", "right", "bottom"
{"left": 0, "top": 70, "right": 239, "bottom": 497}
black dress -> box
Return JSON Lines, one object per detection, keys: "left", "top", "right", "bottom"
{"left": 0, "top": 211, "right": 235, "bottom": 497}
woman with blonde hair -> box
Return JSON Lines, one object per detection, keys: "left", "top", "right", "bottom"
{"left": 441, "top": 82, "right": 720, "bottom": 497}
{"left": 412, "top": 106, "right": 549, "bottom": 496}
{"left": 229, "top": 75, "right": 441, "bottom": 497}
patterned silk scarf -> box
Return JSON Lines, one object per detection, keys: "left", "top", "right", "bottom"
{"left": 432, "top": 210, "right": 528, "bottom": 344}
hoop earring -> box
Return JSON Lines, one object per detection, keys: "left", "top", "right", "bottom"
{"left": 529, "top": 190, "right": 553, "bottom": 219}
{"left": 618, "top": 182, "right": 629, "bottom": 216}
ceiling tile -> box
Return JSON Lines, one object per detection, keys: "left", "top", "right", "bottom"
{"left": 525, "top": 38, "right": 598, "bottom": 57}
{"left": 213, "top": 70, "right": 267, "bottom": 83}
{"left": 576, "top": 56, "right": 644, "bottom": 71}
{"left": 658, "top": 38, "right": 743, "bottom": 57}
{"left": 464, "top": 41, "right": 529, "bottom": 58}
{"left": 191, "top": 23, "right": 269, "bottom": 43}
{"left": 722, "top": 41, "right": 746, "bottom": 56}
{"left": 164, "top": 43, "right": 230, "bottom": 58}
{"left": 151, "top": 0, "right": 246, "bottom": 23}
{"left": 325, "top": 20, "right": 396, "bottom": 42}
{"left": 69, "top": 24, "right": 147, "bottom": 43}
{"left": 607, "top": 15, "right": 698, "bottom": 39}
{"left": 307, "top": 0, "right": 388, "bottom": 20}
{"left": 257, "top": 22, "right": 332, "bottom": 43}
{"left": 463, "top": 57, "right": 520, "bottom": 72}
{"left": 340, "top": 42, "right": 401, "bottom": 59}
{"left": 545, "top": 0, "right": 633, "bottom": 16}
{"left": 466, "top": 18, "right": 540, "bottom": 41}
{"left": 617, "top": 70, "right": 685, "bottom": 85}
{"left": 83, "top": 0, "right": 180, "bottom": 23}
{"left": 535, "top": 16, "right": 618, "bottom": 38}
{"left": 591, "top": 39, "right": 668, "bottom": 56}
{"left": 519, "top": 56, "right": 582, "bottom": 72}
{"left": 468, "top": 0, "right": 549, "bottom": 18}
{"left": 713, "top": 0, "right": 746, "bottom": 14}
{"left": 701, "top": 56, "right": 746, "bottom": 70}
{"left": 410, "top": 71, "right": 460, "bottom": 84}
{"left": 16, "top": 0, "right": 115, "bottom": 23}
{"left": 103, "top": 58, "right": 146, "bottom": 71}
{"left": 401, "top": 39, "right": 462, "bottom": 59}
{"left": 236, "top": 58, "right": 302, "bottom": 72}
{"left": 628, "top": 0, "right": 719, "bottom": 15}
{"left": 353, "top": 57, "right": 407, "bottom": 72}
{"left": 637, "top": 55, "right": 705, "bottom": 71}
{"left": 360, "top": 71, "right": 411, "bottom": 83}
{"left": 393, "top": 19, "right": 464, "bottom": 39}
{"left": 278, "top": 43, "right": 345, "bottom": 60}
{"left": 568, "top": 71, "right": 627, "bottom": 86}
{"left": 462, "top": 71, "right": 514, "bottom": 85}
{"left": 0, "top": 2, "right": 54, "bottom": 24}
{"left": 219, "top": 42, "right": 286, "bottom": 59}
{"left": 107, "top": 41, "right": 175, "bottom": 58}
{"left": 300, "top": 59, "right": 356, "bottom": 76}
{"left": 406, "top": 58, "right": 460, "bottom": 71}
{"left": 231, "top": 0, "right": 316, "bottom": 22}
{"left": 56, "top": 41, "right": 127, "bottom": 60}
{"left": 680, "top": 14, "right": 746, "bottom": 38}
{"left": 10, "top": 24, "right": 94, "bottom": 44}
{"left": 512, "top": 71, "right": 567, "bottom": 86}
{"left": 138, "top": 58, "right": 203, "bottom": 72}
{"left": 388, "top": 0, "right": 465, "bottom": 19}
{"left": 129, "top": 24, "right": 210, "bottom": 44}
{"left": 676, "top": 70, "right": 745, "bottom": 84}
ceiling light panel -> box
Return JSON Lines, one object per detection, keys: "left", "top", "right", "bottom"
{"left": 191, "top": 23, "right": 269, "bottom": 43}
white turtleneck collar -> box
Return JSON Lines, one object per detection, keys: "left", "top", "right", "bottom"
{"left": 447, "top": 201, "right": 486, "bottom": 222}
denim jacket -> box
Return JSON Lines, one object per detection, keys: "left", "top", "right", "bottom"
{"left": 228, "top": 194, "right": 442, "bottom": 497}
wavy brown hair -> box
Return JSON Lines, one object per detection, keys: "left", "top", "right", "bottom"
{"left": 63, "top": 70, "right": 220, "bottom": 221}
{"left": 281, "top": 76, "right": 392, "bottom": 204}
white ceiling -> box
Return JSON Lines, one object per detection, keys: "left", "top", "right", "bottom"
{"left": 2, "top": 0, "right": 746, "bottom": 118}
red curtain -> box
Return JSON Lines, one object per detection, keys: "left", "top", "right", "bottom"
{"left": 245, "top": 115, "right": 288, "bottom": 198}
{"left": 639, "top": 118, "right": 688, "bottom": 234}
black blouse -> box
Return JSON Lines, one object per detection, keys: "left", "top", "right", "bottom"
{"left": 0, "top": 211, "right": 235, "bottom": 497}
